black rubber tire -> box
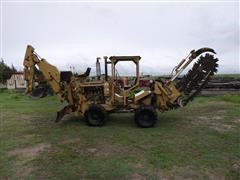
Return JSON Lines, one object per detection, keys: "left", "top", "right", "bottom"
{"left": 85, "top": 105, "right": 106, "bottom": 126}
{"left": 134, "top": 107, "right": 157, "bottom": 128}
{"left": 30, "top": 86, "right": 47, "bottom": 99}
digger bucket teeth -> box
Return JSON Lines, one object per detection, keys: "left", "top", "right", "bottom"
{"left": 177, "top": 53, "right": 219, "bottom": 105}
{"left": 191, "top": 47, "right": 216, "bottom": 59}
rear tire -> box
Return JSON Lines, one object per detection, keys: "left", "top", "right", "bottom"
{"left": 134, "top": 107, "right": 157, "bottom": 128}
{"left": 85, "top": 105, "right": 106, "bottom": 126}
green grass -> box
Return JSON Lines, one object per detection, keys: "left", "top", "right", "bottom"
{"left": 0, "top": 90, "right": 240, "bottom": 179}
{"left": 215, "top": 74, "right": 240, "bottom": 78}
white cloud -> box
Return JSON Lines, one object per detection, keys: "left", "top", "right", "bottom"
{"left": 1, "top": 2, "right": 239, "bottom": 74}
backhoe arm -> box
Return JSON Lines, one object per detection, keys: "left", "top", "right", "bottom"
{"left": 23, "top": 45, "right": 64, "bottom": 101}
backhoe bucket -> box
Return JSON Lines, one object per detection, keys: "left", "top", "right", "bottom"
{"left": 30, "top": 86, "right": 47, "bottom": 99}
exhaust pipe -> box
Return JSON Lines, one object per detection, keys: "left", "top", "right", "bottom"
{"left": 96, "top": 57, "right": 101, "bottom": 80}
{"left": 104, "top": 56, "right": 108, "bottom": 81}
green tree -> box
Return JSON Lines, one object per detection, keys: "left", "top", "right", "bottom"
{"left": 11, "top": 64, "right": 17, "bottom": 73}
{"left": 0, "top": 59, "right": 17, "bottom": 83}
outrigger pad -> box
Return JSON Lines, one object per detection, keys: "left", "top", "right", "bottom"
{"left": 55, "top": 105, "right": 73, "bottom": 122}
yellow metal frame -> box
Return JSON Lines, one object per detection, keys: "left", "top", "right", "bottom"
{"left": 23, "top": 45, "right": 184, "bottom": 122}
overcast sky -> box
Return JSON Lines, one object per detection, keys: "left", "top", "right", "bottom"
{"left": 1, "top": 1, "right": 239, "bottom": 75}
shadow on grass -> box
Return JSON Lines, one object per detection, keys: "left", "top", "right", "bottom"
{"left": 56, "top": 111, "right": 182, "bottom": 129}
{"left": 58, "top": 114, "right": 85, "bottom": 126}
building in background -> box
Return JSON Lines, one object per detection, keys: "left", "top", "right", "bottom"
{"left": 6, "top": 72, "right": 26, "bottom": 89}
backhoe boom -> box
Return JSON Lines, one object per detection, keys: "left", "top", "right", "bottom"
{"left": 23, "top": 45, "right": 64, "bottom": 101}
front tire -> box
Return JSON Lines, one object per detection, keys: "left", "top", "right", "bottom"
{"left": 84, "top": 105, "right": 106, "bottom": 126}
{"left": 134, "top": 107, "right": 157, "bottom": 128}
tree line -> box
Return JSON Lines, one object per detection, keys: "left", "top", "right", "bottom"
{"left": 0, "top": 59, "right": 17, "bottom": 83}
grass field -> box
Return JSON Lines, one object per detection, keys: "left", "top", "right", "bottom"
{"left": 215, "top": 74, "right": 240, "bottom": 78}
{"left": 0, "top": 90, "right": 239, "bottom": 179}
